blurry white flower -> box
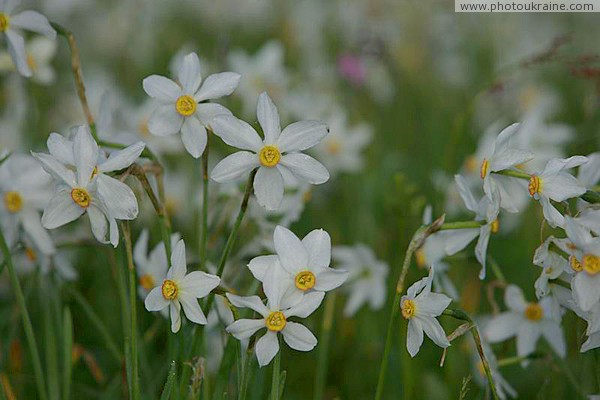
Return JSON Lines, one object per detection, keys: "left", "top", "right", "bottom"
{"left": 401, "top": 267, "right": 451, "bottom": 357}
{"left": 0, "top": 0, "right": 55, "bottom": 77}
{"left": 227, "top": 40, "right": 288, "bottom": 116}
{"left": 532, "top": 236, "right": 571, "bottom": 300}
{"left": 479, "top": 123, "right": 534, "bottom": 212}
{"left": 564, "top": 217, "right": 600, "bottom": 312}
{"left": 211, "top": 92, "right": 329, "bottom": 210}
{"left": 134, "top": 229, "right": 180, "bottom": 301}
{"left": 0, "top": 154, "right": 54, "bottom": 255}
{"left": 226, "top": 266, "right": 324, "bottom": 367}
{"left": 248, "top": 226, "right": 347, "bottom": 308}
{"left": 578, "top": 152, "right": 600, "bottom": 190}
{"left": 12, "top": 236, "right": 76, "bottom": 281}
{"left": 333, "top": 243, "right": 389, "bottom": 316}
{"left": 32, "top": 126, "right": 144, "bottom": 247}
{"left": 143, "top": 52, "right": 240, "bottom": 158}
{"left": 528, "top": 156, "right": 588, "bottom": 228}
{"left": 0, "top": 36, "right": 56, "bottom": 84}
{"left": 485, "top": 285, "right": 565, "bottom": 364}
{"left": 144, "top": 239, "right": 220, "bottom": 333}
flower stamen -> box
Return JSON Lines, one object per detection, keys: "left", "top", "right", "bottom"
{"left": 161, "top": 279, "right": 178, "bottom": 300}
{"left": 401, "top": 299, "right": 416, "bottom": 319}
{"left": 528, "top": 175, "right": 542, "bottom": 198}
{"left": 524, "top": 303, "right": 543, "bottom": 321}
{"left": 258, "top": 145, "right": 281, "bottom": 167}
{"left": 175, "top": 95, "right": 197, "bottom": 116}
{"left": 294, "top": 270, "right": 316, "bottom": 291}
{"left": 479, "top": 159, "right": 489, "bottom": 179}
{"left": 265, "top": 311, "right": 286, "bottom": 332}
{"left": 583, "top": 254, "right": 600, "bottom": 275}
{"left": 4, "top": 191, "right": 23, "bottom": 213}
{"left": 71, "top": 188, "right": 91, "bottom": 208}
{"left": 0, "top": 14, "right": 9, "bottom": 32}
{"left": 570, "top": 256, "right": 583, "bottom": 272}
{"left": 491, "top": 218, "right": 500, "bottom": 233}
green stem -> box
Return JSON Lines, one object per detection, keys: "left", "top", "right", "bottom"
{"left": 123, "top": 223, "right": 141, "bottom": 400}
{"left": 438, "top": 221, "right": 485, "bottom": 231}
{"left": 496, "top": 353, "right": 544, "bottom": 368}
{"left": 0, "top": 227, "right": 48, "bottom": 400}
{"left": 239, "top": 336, "right": 257, "bottom": 400}
{"left": 270, "top": 350, "right": 281, "bottom": 400}
{"left": 200, "top": 132, "right": 210, "bottom": 268}
{"left": 442, "top": 309, "right": 499, "bottom": 400}
{"left": 492, "top": 169, "right": 531, "bottom": 180}
{"left": 314, "top": 293, "right": 336, "bottom": 400}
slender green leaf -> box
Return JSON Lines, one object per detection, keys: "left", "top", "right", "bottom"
{"left": 160, "top": 361, "right": 177, "bottom": 400}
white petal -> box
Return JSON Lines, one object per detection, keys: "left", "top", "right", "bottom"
{"left": 148, "top": 104, "right": 184, "bottom": 136}
{"left": 170, "top": 301, "right": 182, "bottom": 333}
{"left": 196, "top": 103, "right": 233, "bottom": 128}
{"left": 419, "top": 316, "right": 450, "bottom": 348}
{"left": 454, "top": 175, "right": 479, "bottom": 213}
{"left": 284, "top": 291, "right": 325, "bottom": 318}
{"left": 226, "top": 294, "right": 270, "bottom": 317}
{"left": 143, "top": 75, "right": 181, "bottom": 102}
{"left": 443, "top": 228, "right": 479, "bottom": 255}
{"left": 516, "top": 323, "right": 541, "bottom": 359}
{"left": 277, "top": 121, "right": 328, "bottom": 153}
{"left": 302, "top": 229, "right": 331, "bottom": 269}
{"left": 542, "top": 156, "right": 588, "bottom": 176}
{"left": 572, "top": 273, "right": 600, "bottom": 312}
{"left": 313, "top": 268, "right": 348, "bottom": 292}
{"left": 415, "top": 292, "right": 452, "bottom": 317}
{"left": 475, "top": 225, "right": 491, "bottom": 279}
{"left": 31, "top": 152, "right": 76, "bottom": 186}
{"left": 169, "top": 240, "right": 187, "bottom": 281}
{"left": 88, "top": 205, "right": 109, "bottom": 244}
{"left": 539, "top": 196, "right": 565, "bottom": 228}
{"left": 279, "top": 154, "right": 329, "bottom": 184}
{"left": 484, "top": 312, "right": 521, "bottom": 342}
{"left": 134, "top": 229, "right": 149, "bottom": 267}
{"left": 41, "top": 189, "right": 85, "bottom": 229}
{"left": 490, "top": 149, "right": 534, "bottom": 172}
{"left": 255, "top": 331, "right": 279, "bottom": 367}
{"left": 210, "top": 151, "right": 259, "bottom": 183}
{"left": 21, "top": 210, "right": 55, "bottom": 255}
{"left": 145, "top": 286, "right": 169, "bottom": 311}
{"left": 178, "top": 52, "right": 202, "bottom": 94}
{"left": 194, "top": 72, "right": 241, "bottom": 102}
{"left": 73, "top": 127, "right": 98, "bottom": 186}
{"left": 274, "top": 225, "right": 308, "bottom": 275}
{"left": 97, "top": 175, "right": 138, "bottom": 220}
{"left": 282, "top": 321, "right": 317, "bottom": 351}
{"left": 248, "top": 255, "right": 278, "bottom": 281}
{"left": 504, "top": 285, "right": 527, "bottom": 312}
{"left": 178, "top": 293, "right": 207, "bottom": 325}
{"left": 9, "top": 11, "right": 55, "bottom": 38}
{"left": 542, "top": 174, "right": 587, "bottom": 202}
{"left": 541, "top": 320, "right": 566, "bottom": 358}
{"left": 99, "top": 142, "right": 145, "bottom": 172}
{"left": 179, "top": 271, "right": 220, "bottom": 298}
{"left": 253, "top": 166, "right": 284, "bottom": 211}
{"left": 407, "top": 319, "right": 424, "bottom": 357}
{"left": 47, "top": 133, "right": 74, "bottom": 165}
{"left": 226, "top": 319, "right": 265, "bottom": 340}
{"left": 180, "top": 118, "right": 207, "bottom": 159}
{"left": 263, "top": 263, "right": 289, "bottom": 311}
{"left": 257, "top": 92, "right": 281, "bottom": 144}
{"left": 210, "top": 116, "right": 263, "bottom": 152}
{"left": 5, "top": 30, "right": 30, "bottom": 77}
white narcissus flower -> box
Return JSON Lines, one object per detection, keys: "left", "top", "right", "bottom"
{"left": 0, "top": 36, "right": 56, "bottom": 84}
{"left": 479, "top": 123, "right": 534, "bottom": 212}
{"left": 0, "top": 154, "right": 55, "bottom": 255}
{"left": 484, "top": 285, "right": 566, "bottom": 364}
{"left": 578, "top": 152, "right": 600, "bottom": 190}
{"left": 564, "top": 217, "right": 600, "bottom": 312}
{"left": 528, "top": 156, "right": 588, "bottom": 228}
{"left": 134, "top": 229, "right": 180, "bottom": 301}
{"left": 225, "top": 266, "right": 324, "bottom": 367}
{"left": 248, "top": 226, "right": 347, "bottom": 307}
{"left": 144, "top": 239, "right": 220, "bottom": 333}
{"left": 401, "top": 267, "right": 452, "bottom": 357}
{"left": 143, "top": 52, "right": 240, "bottom": 158}
{"left": 32, "top": 125, "right": 145, "bottom": 247}
{"left": 211, "top": 92, "right": 329, "bottom": 210}
{"left": 532, "top": 236, "right": 571, "bottom": 300}
{"left": 333, "top": 243, "right": 389, "bottom": 317}
{"left": 0, "top": 0, "right": 55, "bottom": 77}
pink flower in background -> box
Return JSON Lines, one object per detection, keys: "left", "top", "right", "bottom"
{"left": 337, "top": 54, "right": 367, "bottom": 86}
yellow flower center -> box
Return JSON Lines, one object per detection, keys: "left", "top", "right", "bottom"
{"left": 524, "top": 303, "right": 543, "bottom": 321}
{"left": 570, "top": 256, "right": 583, "bottom": 272}
{"left": 401, "top": 299, "right": 416, "bottom": 319}
{"left": 4, "top": 191, "right": 23, "bottom": 213}
{"left": 294, "top": 270, "right": 316, "bottom": 291}
{"left": 139, "top": 274, "right": 156, "bottom": 291}
{"left": 258, "top": 145, "right": 281, "bottom": 167}
{"left": 464, "top": 155, "right": 478, "bottom": 173}
{"left": 528, "top": 175, "right": 542, "bottom": 197}
{"left": 175, "top": 95, "right": 197, "bottom": 116}
{"left": 491, "top": 218, "right": 499, "bottom": 234}
{"left": 583, "top": 254, "right": 600, "bottom": 275}
{"left": 326, "top": 139, "right": 342, "bottom": 155}
{"left": 0, "top": 14, "right": 9, "bottom": 32}
{"left": 265, "top": 311, "right": 286, "bottom": 332}
{"left": 71, "top": 188, "right": 91, "bottom": 208}
{"left": 161, "top": 279, "right": 178, "bottom": 300}
{"left": 479, "top": 159, "right": 489, "bottom": 179}
{"left": 414, "top": 248, "right": 426, "bottom": 267}
{"left": 25, "top": 247, "right": 37, "bottom": 262}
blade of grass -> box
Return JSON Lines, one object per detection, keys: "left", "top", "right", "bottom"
{"left": 160, "top": 361, "right": 177, "bottom": 400}
{"left": 62, "top": 307, "right": 73, "bottom": 400}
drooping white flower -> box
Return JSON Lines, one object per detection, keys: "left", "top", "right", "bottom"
{"left": 332, "top": 243, "right": 389, "bottom": 316}
{"left": 532, "top": 236, "right": 572, "bottom": 300}
{"left": 479, "top": 123, "right": 534, "bottom": 212}
{"left": 0, "top": 0, "right": 55, "bottom": 77}
{"left": 563, "top": 217, "right": 600, "bottom": 312}
{"left": 32, "top": 125, "right": 144, "bottom": 247}
{"left": 484, "top": 285, "right": 566, "bottom": 364}
{"left": 0, "top": 36, "right": 56, "bottom": 84}
{"left": 210, "top": 92, "right": 329, "bottom": 210}
{"left": 226, "top": 266, "right": 324, "bottom": 367}
{"left": 401, "top": 267, "right": 452, "bottom": 357}
{"left": 0, "top": 154, "right": 55, "bottom": 255}
{"left": 134, "top": 229, "right": 180, "bottom": 300}
{"left": 528, "top": 156, "right": 588, "bottom": 228}
{"left": 248, "top": 226, "right": 348, "bottom": 308}
{"left": 144, "top": 239, "right": 220, "bottom": 333}
{"left": 143, "top": 52, "right": 240, "bottom": 158}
